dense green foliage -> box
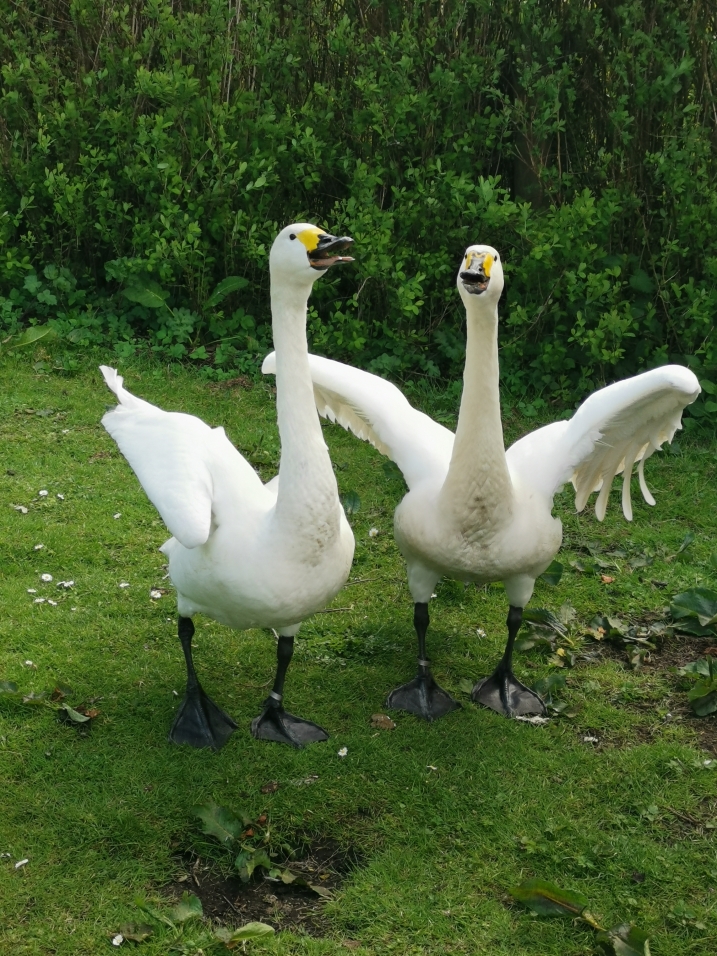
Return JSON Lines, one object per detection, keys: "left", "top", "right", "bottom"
{"left": 1, "top": 0, "right": 716, "bottom": 405}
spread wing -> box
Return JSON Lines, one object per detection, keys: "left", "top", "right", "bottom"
{"left": 100, "top": 366, "right": 262, "bottom": 548}
{"left": 506, "top": 365, "right": 700, "bottom": 520}
{"left": 262, "top": 352, "right": 454, "bottom": 489}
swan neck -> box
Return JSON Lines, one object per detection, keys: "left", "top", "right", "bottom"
{"left": 271, "top": 282, "right": 339, "bottom": 520}
{"left": 440, "top": 297, "right": 513, "bottom": 523}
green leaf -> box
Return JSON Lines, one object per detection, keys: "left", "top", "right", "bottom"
{"left": 539, "top": 561, "right": 563, "bottom": 586}
{"left": 0, "top": 680, "right": 20, "bottom": 696}
{"left": 458, "top": 678, "right": 474, "bottom": 694}
{"left": 596, "top": 922, "right": 651, "bottom": 955}
{"left": 235, "top": 847, "right": 273, "bottom": 882}
{"left": 118, "top": 923, "right": 154, "bottom": 943}
{"left": 509, "top": 877, "right": 588, "bottom": 918}
{"left": 342, "top": 491, "right": 361, "bottom": 515}
{"left": 215, "top": 921, "right": 275, "bottom": 948}
{"left": 194, "top": 801, "right": 247, "bottom": 845}
{"left": 688, "top": 674, "right": 717, "bottom": 716}
{"left": 59, "top": 703, "right": 90, "bottom": 723}
{"left": 22, "top": 691, "right": 47, "bottom": 705}
{"left": 531, "top": 673, "right": 567, "bottom": 703}
{"left": 522, "top": 608, "right": 567, "bottom": 635}
{"left": 671, "top": 588, "right": 717, "bottom": 627}
{"left": 7, "top": 325, "right": 58, "bottom": 350}
{"left": 205, "top": 276, "right": 248, "bottom": 309}
{"left": 123, "top": 280, "right": 168, "bottom": 309}
{"left": 168, "top": 892, "right": 203, "bottom": 923}
{"left": 678, "top": 659, "right": 712, "bottom": 677}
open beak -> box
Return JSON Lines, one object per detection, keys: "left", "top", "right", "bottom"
{"left": 460, "top": 252, "right": 492, "bottom": 294}
{"left": 308, "top": 234, "right": 355, "bottom": 270}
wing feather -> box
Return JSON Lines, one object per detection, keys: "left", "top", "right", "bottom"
{"left": 262, "top": 353, "right": 454, "bottom": 489}
{"left": 100, "top": 366, "right": 251, "bottom": 548}
{"left": 506, "top": 365, "right": 700, "bottom": 520}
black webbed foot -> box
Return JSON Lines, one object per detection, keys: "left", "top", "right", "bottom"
{"left": 471, "top": 667, "right": 546, "bottom": 717}
{"left": 251, "top": 695, "right": 329, "bottom": 748}
{"left": 387, "top": 671, "right": 461, "bottom": 721}
{"left": 169, "top": 685, "right": 238, "bottom": 750}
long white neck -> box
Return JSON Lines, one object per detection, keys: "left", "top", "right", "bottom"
{"left": 438, "top": 295, "right": 514, "bottom": 532}
{"left": 271, "top": 281, "right": 340, "bottom": 529}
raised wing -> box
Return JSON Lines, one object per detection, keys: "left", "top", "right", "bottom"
{"left": 506, "top": 365, "right": 700, "bottom": 521}
{"left": 100, "top": 366, "right": 260, "bottom": 548}
{"left": 262, "top": 352, "right": 454, "bottom": 489}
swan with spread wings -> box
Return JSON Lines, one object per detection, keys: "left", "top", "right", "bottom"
{"left": 101, "top": 224, "right": 356, "bottom": 749}
{"left": 263, "top": 245, "right": 700, "bottom": 720}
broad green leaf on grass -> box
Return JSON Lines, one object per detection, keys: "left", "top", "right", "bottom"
{"left": 118, "top": 923, "right": 154, "bottom": 943}
{"left": 522, "top": 608, "right": 567, "bottom": 635}
{"left": 235, "top": 848, "right": 273, "bottom": 882}
{"left": 509, "top": 878, "right": 589, "bottom": 918}
{"left": 688, "top": 663, "right": 717, "bottom": 716}
{"left": 7, "top": 325, "right": 58, "bottom": 349}
{"left": 586, "top": 615, "right": 627, "bottom": 640}
{"left": 204, "top": 276, "right": 248, "bottom": 309}
{"left": 194, "top": 801, "right": 248, "bottom": 845}
{"left": 136, "top": 897, "right": 175, "bottom": 928}
{"left": 539, "top": 560, "right": 563, "bottom": 585}
{"left": 531, "top": 673, "right": 566, "bottom": 703}
{"left": 515, "top": 633, "right": 555, "bottom": 652}
{"left": 342, "top": 490, "right": 361, "bottom": 515}
{"left": 672, "top": 532, "right": 695, "bottom": 562}
{"left": 596, "top": 922, "right": 651, "bottom": 955}
{"left": 670, "top": 588, "right": 717, "bottom": 628}
{"left": 168, "top": 892, "right": 203, "bottom": 923}
{"left": 123, "top": 280, "right": 168, "bottom": 309}
{"left": 458, "top": 678, "right": 474, "bottom": 694}
{"left": 59, "top": 703, "right": 90, "bottom": 722}
{"left": 0, "top": 681, "right": 20, "bottom": 696}
{"left": 22, "top": 691, "right": 47, "bottom": 705}
{"left": 679, "top": 659, "right": 712, "bottom": 677}
{"left": 570, "top": 557, "right": 598, "bottom": 574}
{"left": 215, "top": 922, "right": 275, "bottom": 948}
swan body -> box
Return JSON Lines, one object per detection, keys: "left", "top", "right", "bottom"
{"left": 101, "top": 223, "right": 356, "bottom": 748}
{"left": 263, "top": 244, "right": 700, "bottom": 718}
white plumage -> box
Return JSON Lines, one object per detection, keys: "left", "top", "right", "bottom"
{"left": 101, "top": 223, "right": 356, "bottom": 748}
{"left": 263, "top": 244, "right": 700, "bottom": 719}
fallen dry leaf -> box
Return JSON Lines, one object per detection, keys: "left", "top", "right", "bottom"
{"left": 600, "top": 575, "right": 615, "bottom": 584}
{"left": 370, "top": 713, "right": 396, "bottom": 730}
{"left": 260, "top": 781, "right": 279, "bottom": 794}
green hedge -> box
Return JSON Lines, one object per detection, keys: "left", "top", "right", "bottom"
{"left": 1, "top": 0, "right": 716, "bottom": 413}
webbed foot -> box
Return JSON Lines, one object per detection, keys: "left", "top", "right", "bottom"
{"left": 251, "top": 696, "right": 329, "bottom": 748}
{"left": 169, "top": 686, "right": 238, "bottom": 750}
{"left": 471, "top": 666, "right": 546, "bottom": 718}
{"left": 387, "top": 671, "right": 461, "bottom": 721}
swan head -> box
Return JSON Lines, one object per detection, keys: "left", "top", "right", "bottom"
{"left": 270, "top": 223, "right": 354, "bottom": 285}
{"left": 457, "top": 245, "right": 504, "bottom": 306}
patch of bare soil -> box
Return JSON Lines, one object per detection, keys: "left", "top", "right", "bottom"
{"left": 166, "top": 839, "right": 356, "bottom": 935}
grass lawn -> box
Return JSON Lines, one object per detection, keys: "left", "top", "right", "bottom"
{"left": 1, "top": 353, "right": 716, "bottom": 956}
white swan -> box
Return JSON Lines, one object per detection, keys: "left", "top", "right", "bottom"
{"left": 100, "top": 224, "right": 356, "bottom": 749}
{"left": 263, "top": 245, "right": 700, "bottom": 720}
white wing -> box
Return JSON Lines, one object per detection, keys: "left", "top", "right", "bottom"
{"left": 506, "top": 365, "right": 700, "bottom": 521}
{"left": 100, "top": 366, "right": 263, "bottom": 548}
{"left": 262, "top": 352, "right": 454, "bottom": 489}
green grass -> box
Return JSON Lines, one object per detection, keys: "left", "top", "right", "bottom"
{"left": 1, "top": 353, "right": 716, "bottom": 956}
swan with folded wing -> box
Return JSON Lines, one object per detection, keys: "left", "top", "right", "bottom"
{"left": 101, "top": 223, "right": 356, "bottom": 749}
{"left": 263, "top": 245, "right": 700, "bottom": 720}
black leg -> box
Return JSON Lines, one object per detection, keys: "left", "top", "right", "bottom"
{"left": 386, "top": 602, "right": 461, "bottom": 721}
{"left": 251, "top": 635, "right": 329, "bottom": 748}
{"left": 471, "top": 605, "right": 546, "bottom": 717}
{"left": 168, "top": 616, "right": 237, "bottom": 750}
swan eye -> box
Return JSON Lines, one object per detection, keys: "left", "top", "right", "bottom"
{"left": 495, "top": 254, "right": 499, "bottom": 261}
{"left": 289, "top": 233, "right": 297, "bottom": 240}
